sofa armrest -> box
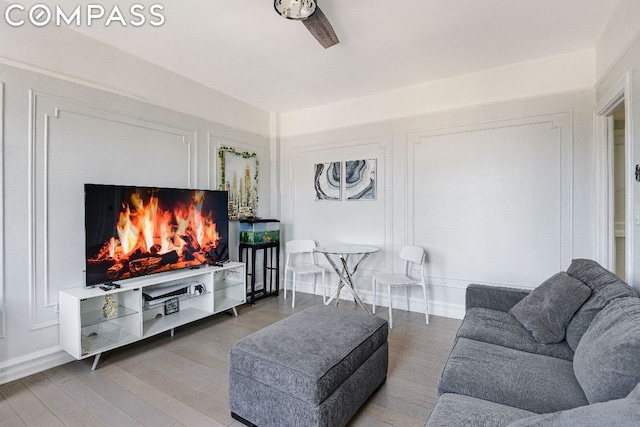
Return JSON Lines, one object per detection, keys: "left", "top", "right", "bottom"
{"left": 466, "top": 284, "right": 530, "bottom": 312}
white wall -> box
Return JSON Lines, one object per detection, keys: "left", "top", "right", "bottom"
{"left": 0, "top": 60, "right": 271, "bottom": 383}
{"left": 280, "top": 90, "right": 597, "bottom": 319}
{"left": 595, "top": 0, "right": 640, "bottom": 288}
{"left": 0, "top": 5, "right": 619, "bottom": 384}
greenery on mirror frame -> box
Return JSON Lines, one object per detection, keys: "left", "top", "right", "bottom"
{"left": 218, "top": 145, "right": 260, "bottom": 189}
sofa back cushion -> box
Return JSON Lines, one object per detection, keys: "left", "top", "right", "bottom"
{"left": 573, "top": 297, "right": 640, "bottom": 404}
{"left": 565, "top": 259, "right": 638, "bottom": 351}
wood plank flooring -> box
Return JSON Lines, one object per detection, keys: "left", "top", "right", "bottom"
{"left": 0, "top": 294, "right": 461, "bottom": 427}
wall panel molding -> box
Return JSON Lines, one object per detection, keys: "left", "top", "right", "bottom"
{"left": 407, "top": 113, "right": 573, "bottom": 288}
{"left": 287, "top": 134, "right": 393, "bottom": 274}
{"left": 426, "top": 276, "right": 535, "bottom": 290}
{"left": 28, "top": 90, "right": 197, "bottom": 330}
{"left": 292, "top": 278, "right": 466, "bottom": 319}
{"left": 0, "top": 82, "right": 4, "bottom": 338}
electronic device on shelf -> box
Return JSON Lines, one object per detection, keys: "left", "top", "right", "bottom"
{"left": 142, "top": 281, "right": 207, "bottom": 309}
{"left": 84, "top": 184, "right": 229, "bottom": 287}
{"left": 164, "top": 297, "right": 179, "bottom": 315}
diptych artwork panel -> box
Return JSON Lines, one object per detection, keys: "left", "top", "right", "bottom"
{"left": 314, "top": 159, "right": 376, "bottom": 201}
{"left": 314, "top": 161, "right": 341, "bottom": 200}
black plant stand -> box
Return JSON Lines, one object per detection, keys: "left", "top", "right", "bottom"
{"left": 239, "top": 242, "right": 280, "bottom": 304}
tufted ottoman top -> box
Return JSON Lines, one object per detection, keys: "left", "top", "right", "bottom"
{"left": 229, "top": 305, "right": 388, "bottom": 405}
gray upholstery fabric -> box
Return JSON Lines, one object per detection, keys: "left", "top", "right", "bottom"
{"left": 457, "top": 308, "right": 574, "bottom": 361}
{"left": 565, "top": 258, "right": 638, "bottom": 351}
{"left": 438, "top": 338, "right": 588, "bottom": 413}
{"left": 434, "top": 266, "right": 640, "bottom": 427}
{"left": 466, "top": 284, "right": 530, "bottom": 312}
{"left": 505, "top": 382, "right": 640, "bottom": 427}
{"left": 229, "top": 305, "right": 388, "bottom": 405}
{"left": 573, "top": 297, "right": 640, "bottom": 404}
{"left": 230, "top": 342, "right": 388, "bottom": 427}
{"left": 509, "top": 273, "right": 591, "bottom": 344}
{"left": 425, "top": 393, "right": 534, "bottom": 427}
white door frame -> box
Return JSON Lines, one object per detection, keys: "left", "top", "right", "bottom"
{"left": 594, "top": 71, "right": 633, "bottom": 279}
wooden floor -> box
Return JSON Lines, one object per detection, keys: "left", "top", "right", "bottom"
{"left": 0, "top": 294, "right": 461, "bottom": 427}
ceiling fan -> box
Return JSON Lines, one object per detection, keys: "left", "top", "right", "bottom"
{"left": 274, "top": 0, "right": 339, "bottom": 49}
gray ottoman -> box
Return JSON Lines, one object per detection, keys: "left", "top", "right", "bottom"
{"left": 229, "top": 305, "right": 389, "bottom": 427}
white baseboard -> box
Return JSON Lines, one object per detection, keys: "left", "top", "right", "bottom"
{"left": 0, "top": 346, "right": 73, "bottom": 385}
{"left": 286, "top": 281, "right": 466, "bottom": 320}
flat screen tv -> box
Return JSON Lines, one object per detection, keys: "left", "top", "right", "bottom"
{"left": 84, "top": 184, "right": 229, "bottom": 286}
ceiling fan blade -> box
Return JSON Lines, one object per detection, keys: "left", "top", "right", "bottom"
{"left": 303, "top": 7, "right": 339, "bottom": 48}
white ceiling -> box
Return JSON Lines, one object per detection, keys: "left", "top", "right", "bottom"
{"left": 51, "top": 0, "right": 619, "bottom": 112}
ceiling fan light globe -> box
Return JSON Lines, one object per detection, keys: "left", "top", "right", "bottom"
{"left": 274, "top": 0, "right": 316, "bottom": 20}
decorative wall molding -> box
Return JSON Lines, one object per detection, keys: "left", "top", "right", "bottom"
{"left": 407, "top": 113, "right": 573, "bottom": 286}
{"left": 287, "top": 134, "right": 393, "bottom": 271}
{"left": 426, "top": 276, "right": 535, "bottom": 291}
{"left": 28, "top": 90, "right": 197, "bottom": 331}
{"left": 0, "top": 82, "right": 4, "bottom": 338}
{"left": 291, "top": 279, "right": 466, "bottom": 320}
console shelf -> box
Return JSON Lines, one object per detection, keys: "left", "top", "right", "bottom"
{"left": 143, "top": 307, "right": 215, "bottom": 336}
{"left": 59, "top": 262, "right": 246, "bottom": 369}
{"left": 82, "top": 305, "right": 138, "bottom": 327}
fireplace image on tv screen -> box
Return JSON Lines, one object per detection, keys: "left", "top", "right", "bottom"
{"left": 84, "top": 184, "right": 229, "bottom": 286}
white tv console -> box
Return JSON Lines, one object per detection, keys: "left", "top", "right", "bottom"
{"left": 59, "top": 262, "right": 246, "bottom": 370}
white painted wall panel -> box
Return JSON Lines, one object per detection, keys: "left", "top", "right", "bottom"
{"left": 288, "top": 136, "right": 392, "bottom": 283}
{"left": 281, "top": 92, "right": 594, "bottom": 320}
{"left": 410, "top": 117, "right": 570, "bottom": 287}
{"left": 49, "top": 111, "right": 193, "bottom": 287}
{"left": 0, "top": 63, "right": 270, "bottom": 382}
{"left": 0, "top": 82, "right": 4, "bottom": 339}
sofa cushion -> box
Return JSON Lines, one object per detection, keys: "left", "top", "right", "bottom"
{"left": 565, "top": 258, "right": 638, "bottom": 350}
{"left": 228, "top": 305, "right": 388, "bottom": 405}
{"left": 573, "top": 297, "right": 640, "bottom": 404}
{"left": 509, "top": 273, "right": 591, "bottom": 344}
{"left": 457, "top": 308, "right": 574, "bottom": 360}
{"left": 505, "top": 381, "right": 640, "bottom": 427}
{"left": 465, "top": 284, "right": 531, "bottom": 312}
{"left": 438, "top": 337, "right": 588, "bottom": 413}
{"left": 426, "top": 393, "right": 534, "bottom": 427}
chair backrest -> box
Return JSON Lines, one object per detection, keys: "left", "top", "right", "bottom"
{"left": 286, "top": 239, "right": 317, "bottom": 254}
{"left": 399, "top": 245, "right": 425, "bottom": 279}
{"left": 285, "top": 239, "right": 318, "bottom": 267}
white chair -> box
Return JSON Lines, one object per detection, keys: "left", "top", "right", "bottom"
{"left": 372, "top": 246, "right": 429, "bottom": 328}
{"left": 284, "top": 240, "right": 326, "bottom": 308}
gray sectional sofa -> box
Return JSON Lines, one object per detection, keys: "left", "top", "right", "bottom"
{"left": 426, "top": 259, "right": 640, "bottom": 426}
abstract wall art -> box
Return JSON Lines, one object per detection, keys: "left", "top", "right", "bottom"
{"left": 345, "top": 159, "right": 376, "bottom": 200}
{"left": 314, "top": 162, "right": 341, "bottom": 201}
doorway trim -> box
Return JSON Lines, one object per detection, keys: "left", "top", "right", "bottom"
{"left": 594, "top": 71, "right": 633, "bottom": 280}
